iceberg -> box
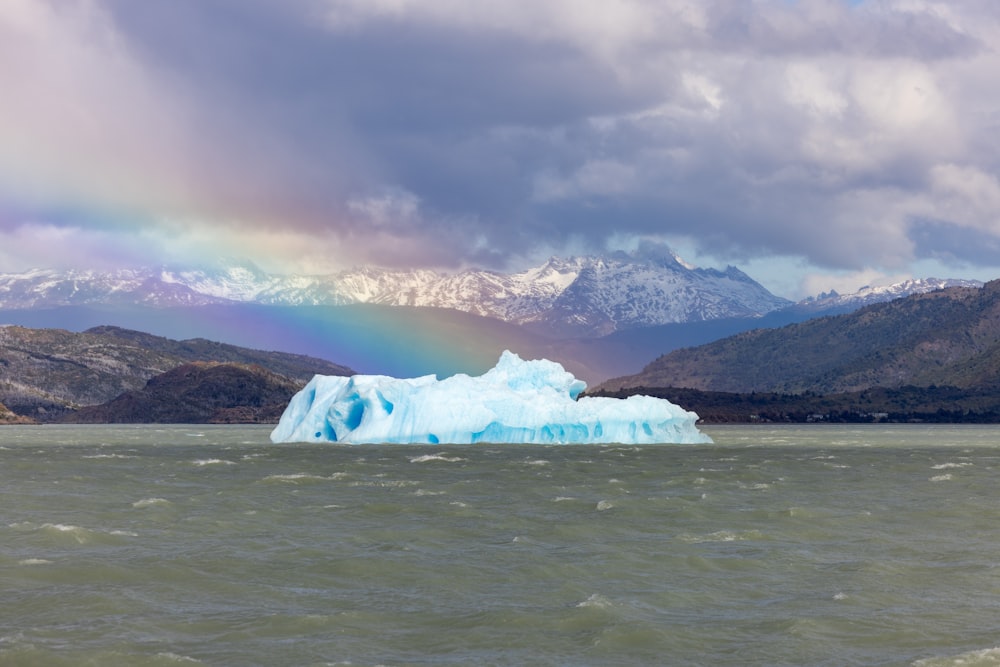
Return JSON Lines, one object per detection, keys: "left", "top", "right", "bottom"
{"left": 270, "top": 350, "right": 711, "bottom": 445}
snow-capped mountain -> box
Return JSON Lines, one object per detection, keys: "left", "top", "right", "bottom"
{"left": 517, "top": 254, "right": 791, "bottom": 336}
{"left": 0, "top": 268, "right": 228, "bottom": 308}
{"left": 0, "top": 246, "right": 792, "bottom": 336}
{"left": 795, "top": 278, "right": 984, "bottom": 313}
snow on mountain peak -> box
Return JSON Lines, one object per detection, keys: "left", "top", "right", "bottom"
{"left": 0, "top": 246, "right": 793, "bottom": 335}
{"left": 798, "top": 278, "right": 984, "bottom": 311}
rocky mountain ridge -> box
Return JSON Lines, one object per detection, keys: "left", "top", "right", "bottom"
{"left": 793, "top": 278, "right": 983, "bottom": 314}
{"left": 6, "top": 277, "right": 1000, "bottom": 424}
{"left": 0, "top": 246, "right": 791, "bottom": 336}
{"left": 0, "top": 253, "right": 981, "bottom": 340}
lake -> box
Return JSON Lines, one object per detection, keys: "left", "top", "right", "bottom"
{"left": 2, "top": 424, "right": 1000, "bottom": 666}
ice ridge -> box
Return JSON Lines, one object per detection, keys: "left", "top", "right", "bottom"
{"left": 270, "top": 350, "right": 711, "bottom": 444}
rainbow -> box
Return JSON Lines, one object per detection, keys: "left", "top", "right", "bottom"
{"left": 0, "top": 298, "right": 646, "bottom": 384}
{"left": 0, "top": 303, "right": 546, "bottom": 380}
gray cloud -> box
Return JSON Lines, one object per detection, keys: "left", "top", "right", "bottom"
{"left": 1, "top": 0, "right": 999, "bottom": 286}
{"left": 911, "top": 219, "right": 1000, "bottom": 265}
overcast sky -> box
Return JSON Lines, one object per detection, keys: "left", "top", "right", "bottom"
{"left": 2, "top": 0, "right": 999, "bottom": 298}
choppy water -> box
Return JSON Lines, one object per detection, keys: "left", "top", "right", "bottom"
{"left": 3, "top": 425, "right": 1000, "bottom": 666}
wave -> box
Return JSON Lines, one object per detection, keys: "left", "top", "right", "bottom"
{"left": 191, "top": 459, "right": 236, "bottom": 466}
{"left": 262, "top": 472, "right": 345, "bottom": 483}
{"left": 576, "top": 593, "right": 615, "bottom": 609}
{"left": 17, "top": 558, "right": 52, "bottom": 565}
{"left": 677, "top": 529, "right": 765, "bottom": 544}
{"left": 132, "top": 497, "right": 172, "bottom": 508}
{"left": 913, "top": 646, "right": 1000, "bottom": 666}
{"left": 8, "top": 522, "right": 138, "bottom": 544}
{"left": 409, "top": 454, "right": 465, "bottom": 463}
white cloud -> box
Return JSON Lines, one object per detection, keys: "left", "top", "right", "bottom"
{"left": 320, "top": 0, "right": 686, "bottom": 62}
{"left": 347, "top": 187, "right": 422, "bottom": 230}
{"left": 800, "top": 268, "right": 914, "bottom": 300}
{"left": 0, "top": 0, "right": 351, "bottom": 235}
{"left": 533, "top": 160, "right": 639, "bottom": 202}
{"left": 927, "top": 164, "right": 1000, "bottom": 231}
{"left": 785, "top": 62, "right": 848, "bottom": 118}
{"left": 0, "top": 0, "right": 199, "bottom": 213}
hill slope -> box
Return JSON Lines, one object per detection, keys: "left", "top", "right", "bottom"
{"left": 65, "top": 362, "right": 301, "bottom": 424}
{"left": 0, "top": 325, "right": 352, "bottom": 421}
{"left": 84, "top": 325, "right": 353, "bottom": 381}
{"left": 599, "top": 281, "right": 1000, "bottom": 395}
{"left": 0, "top": 401, "right": 33, "bottom": 424}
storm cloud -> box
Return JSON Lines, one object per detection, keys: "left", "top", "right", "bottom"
{"left": 1, "top": 0, "right": 998, "bottom": 295}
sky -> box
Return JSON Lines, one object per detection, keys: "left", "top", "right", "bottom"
{"left": 1, "top": 0, "right": 1000, "bottom": 299}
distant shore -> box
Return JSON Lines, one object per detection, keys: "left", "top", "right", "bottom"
{"left": 589, "top": 386, "right": 1000, "bottom": 425}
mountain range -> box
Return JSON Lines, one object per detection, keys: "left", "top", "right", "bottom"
{"left": 585, "top": 280, "right": 1000, "bottom": 422}
{"left": 0, "top": 245, "right": 983, "bottom": 385}
{"left": 600, "top": 280, "right": 1000, "bottom": 396}
{"left": 0, "top": 249, "right": 979, "bottom": 339}
{"left": 789, "top": 278, "right": 984, "bottom": 316}
{"left": 4, "top": 279, "right": 1000, "bottom": 424}
{"left": 0, "top": 245, "right": 790, "bottom": 337}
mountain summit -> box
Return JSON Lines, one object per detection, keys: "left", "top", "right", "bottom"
{"left": 0, "top": 244, "right": 789, "bottom": 337}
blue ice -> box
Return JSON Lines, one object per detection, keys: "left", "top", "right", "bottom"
{"left": 270, "top": 350, "right": 711, "bottom": 444}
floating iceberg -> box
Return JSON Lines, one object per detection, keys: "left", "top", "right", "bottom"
{"left": 270, "top": 350, "right": 711, "bottom": 445}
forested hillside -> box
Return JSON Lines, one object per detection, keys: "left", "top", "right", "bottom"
{"left": 600, "top": 281, "right": 1000, "bottom": 395}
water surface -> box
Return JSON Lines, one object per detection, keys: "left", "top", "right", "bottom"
{"left": 2, "top": 424, "right": 1000, "bottom": 666}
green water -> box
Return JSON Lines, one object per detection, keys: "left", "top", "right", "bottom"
{"left": 3, "top": 424, "right": 1000, "bottom": 666}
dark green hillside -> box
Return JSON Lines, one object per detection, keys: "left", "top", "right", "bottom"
{"left": 599, "top": 281, "right": 1000, "bottom": 395}
{"left": 65, "top": 362, "right": 300, "bottom": 424}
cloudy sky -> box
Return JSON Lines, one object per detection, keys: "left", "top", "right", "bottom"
{"left": 2, "top": 0, "right": 999, "bottom": 298}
